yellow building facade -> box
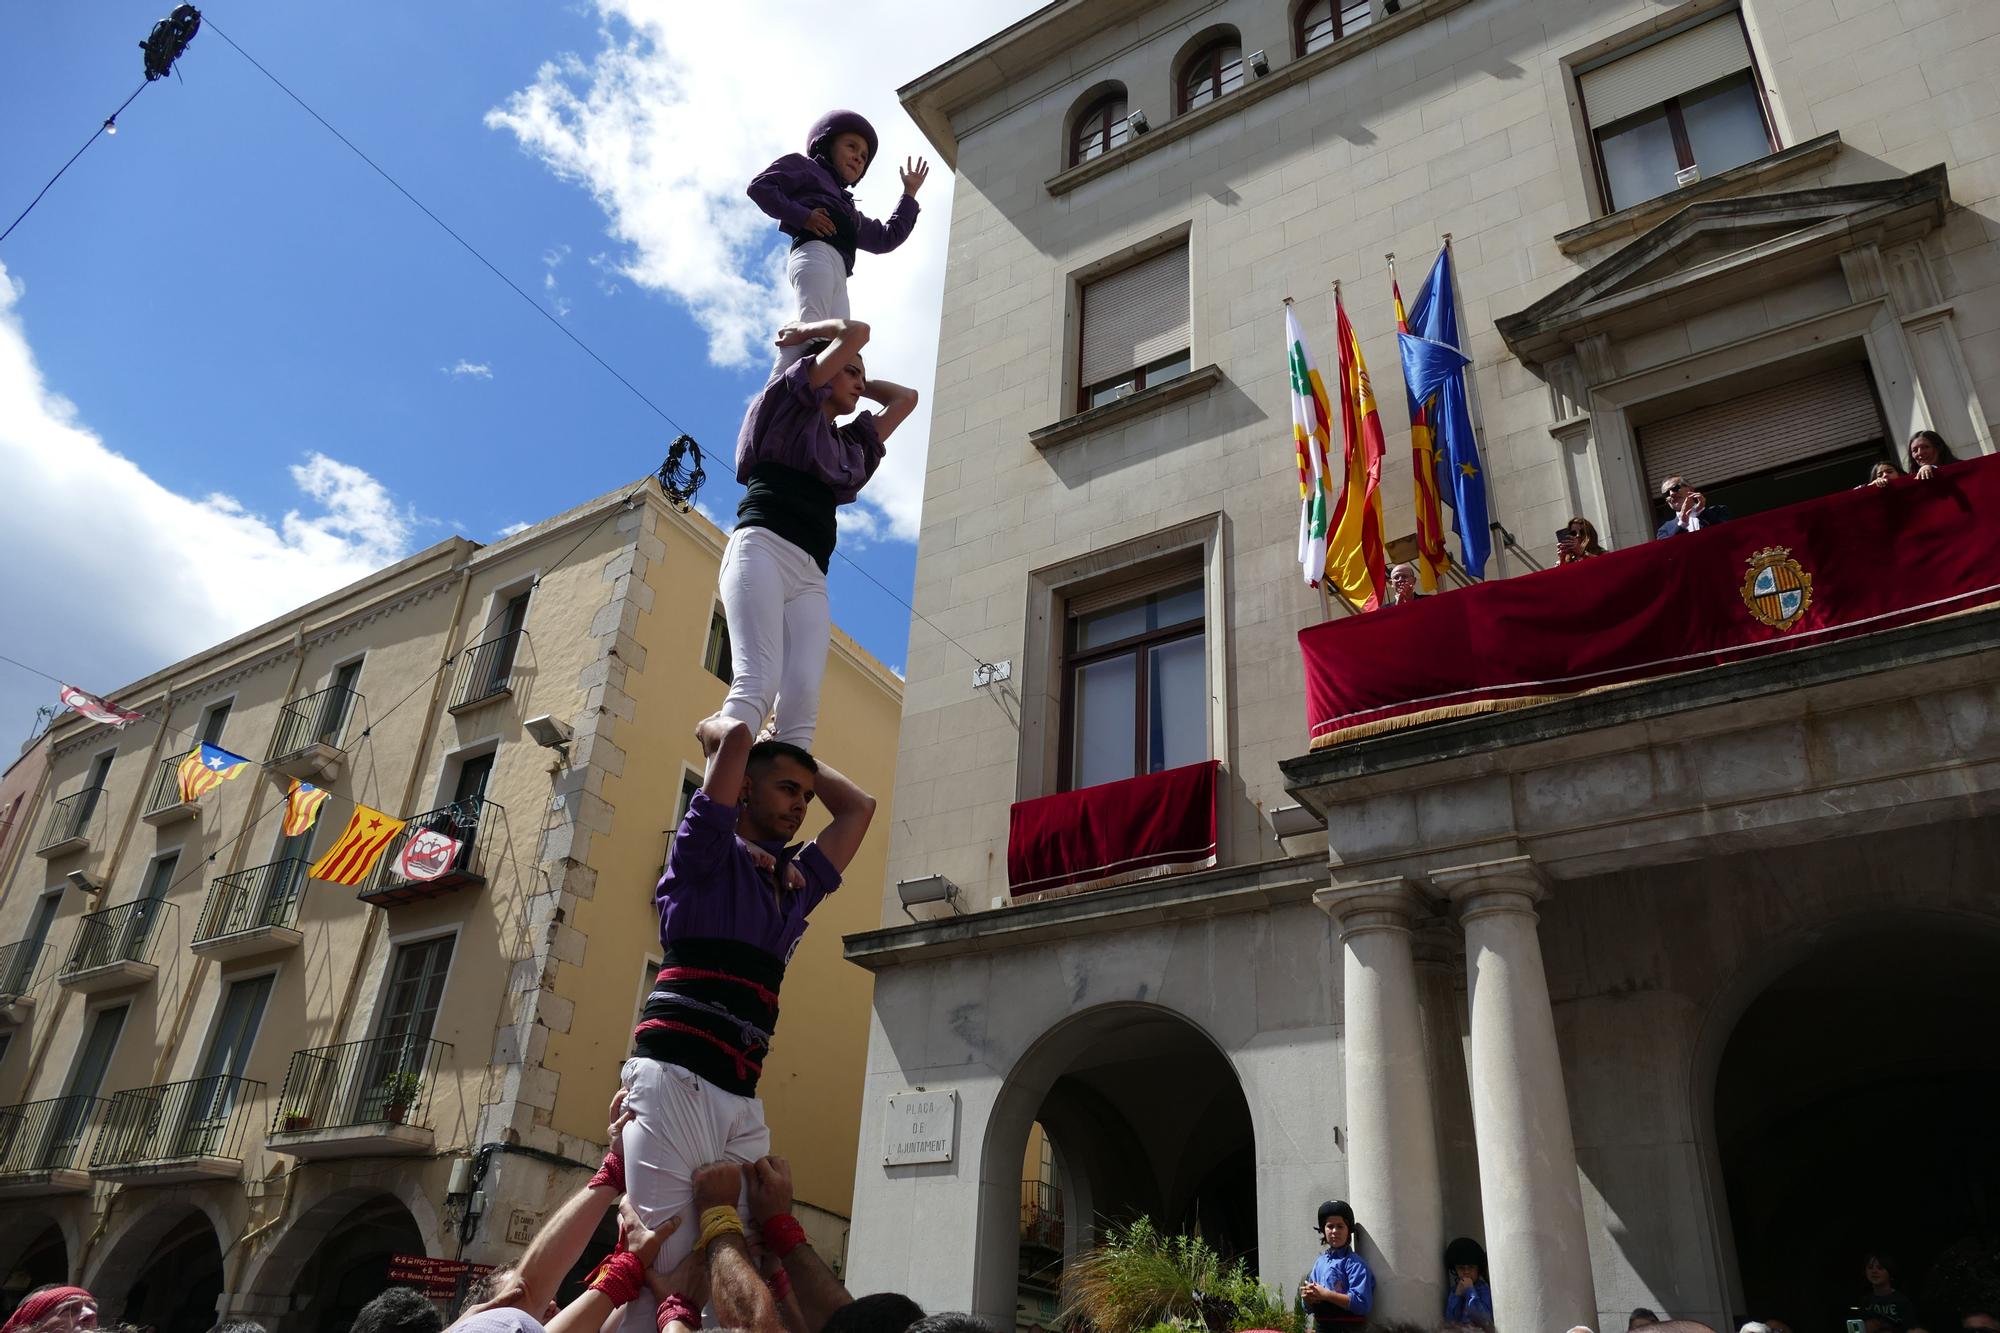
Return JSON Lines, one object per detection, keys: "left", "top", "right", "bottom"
{"left": 0, "top": 482, "right": 900, "bottom": 1332}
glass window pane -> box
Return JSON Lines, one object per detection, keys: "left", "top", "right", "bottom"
{"left": 1147, "top": 634, "right": 1207, "bottom": 773}
{"left": 1681, "top": 75, "right": 1771, "bottom": 179}
{"left": 1151, "top": 583, "right": 1204, "bottom": 629}
{"left": 1340, "top": 0, "right": 1372, "bottom": 34}
{"left": 1218, "top": 56, "right": 1245, "bottom": 97}
{"left": 1072, "top": 655, "right": 1138, "bottom": 789}
{"left": 1148, "top": 352, "right": 1192, "bottom": 387}
{"left": 1077, "top": 602, "right": 1149, "bottom": 650}
{"left": 1596, "top": 107, "right": 1681, "bottom": 210}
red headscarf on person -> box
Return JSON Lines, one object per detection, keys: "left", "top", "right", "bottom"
{"left": 1, "top": 1287, "right": 93, "bottom": 1333}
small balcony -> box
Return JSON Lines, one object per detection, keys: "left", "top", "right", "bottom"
{"left": 0, "top": 1096, "right": 106, "bottom": 1198}
{"left": 142, "top": 751, "right": 201, "bottom": 827}
{"left": 266, "top": 1035, "right": 449, "bottom": 1159}
{"left": 60, "top": 899, "right": 171, "bottom": 993}
{"left": 359, "top": 798, "right": 497, "bottom": 906}
{"left": 192, "top": 859, "right": 306, "bottom": 960}
{"left": 449, "top": 630, "right": 524, "bottom": 713}
{"left": 92, "top": 1075, "right": 262, "bottom": 1184}
{"left": 267, "top": 684, "right": 362, "bottom": 782}
{"left": 0, "top": 939, "right": 45, "bottom": 1015}
{"left": 37, "top": 788, "right": 104, "bottom": 859}
{"left": 1020, "top": 1180, "right": 1064, "bottom": 1253}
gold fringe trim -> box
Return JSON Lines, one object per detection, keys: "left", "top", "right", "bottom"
{"left": 1309, "top": 693, "right": 1572, "bottom": 749}
{"left": 1010, "top": 853, "right": 1218, "bottom": 905}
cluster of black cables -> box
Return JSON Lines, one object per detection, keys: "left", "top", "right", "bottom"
{"left": 142, "top": 4, "right": 201, "bottom": 80}
{"left": 657, "top": 433, "right": 706, "bottom": 513}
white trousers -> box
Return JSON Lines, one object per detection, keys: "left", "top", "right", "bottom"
{"left": 775, "top": 240, "right": 850, "bottom": 371}
{"left": 718, "top": 527, "right": 829, "bottom": 751}
{"left": 616, "top": 1057, "right": 770, "bottom": 1333}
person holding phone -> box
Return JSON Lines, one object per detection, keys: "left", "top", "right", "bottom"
{"left": 1557, "top": 516, "right": 1606, "bottom": 563}
{"left": 1654, "top": 476, "right": 1732, "bottom": 539}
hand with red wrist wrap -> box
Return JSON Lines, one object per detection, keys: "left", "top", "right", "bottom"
{"left": 588, "top": 1250, "right": 646, "bottom": 1307}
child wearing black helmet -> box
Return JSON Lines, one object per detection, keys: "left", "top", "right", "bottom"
{"left": 1302, "top": 1200, "right": 1375, "bottom": 1333}
{"left": 748, "top": 111, "right": 928, "bottom": 366}
{"left": 1445, "top": 1236, "right": 1494, "bottom": 1329}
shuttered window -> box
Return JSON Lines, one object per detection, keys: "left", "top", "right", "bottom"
{"left": 1638, "top": 363, "right": 1885, "bottom": 494}
{"left": 1078, "top": 246, "right": 1190, "bottom": 405}
{"left": 1578, "top": 16, "right": 1753, "bottom": 128}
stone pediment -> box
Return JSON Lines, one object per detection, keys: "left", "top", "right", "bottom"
{"left": 1498, "top": 165, "right": 1950, "bottom": 367}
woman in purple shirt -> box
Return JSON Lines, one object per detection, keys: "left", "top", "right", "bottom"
{"left": 719, "top": 317, "right": 917, "bottom": 751}
{"left": 748, "top": 110, "right": 927, "bottom": 368}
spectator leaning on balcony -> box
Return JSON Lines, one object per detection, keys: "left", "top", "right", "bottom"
{"left": 1558, "top": 515, "right": 1606, "bottom": 562}
{"left": 1385, "top": 562, "right": 1424, "bottom": 606}
{"left": 1907, "top": 429, "right": 1958, "bottom": 480}
{"left": 1861, "top": 460, "right": 1904, "bottom": 489}
{"left": 1654, "top": 476, "right": 1732, "bottom": 539}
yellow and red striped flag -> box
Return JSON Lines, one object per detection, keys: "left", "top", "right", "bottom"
{"left": 282, "top": 779, "right": 331, "bottom": 838}
{"left": 308, "top": 805, "right": 406, "bottom": 886}
{"left": 176, "top": 744, "right": 251, "bottom": 803}
{"left": 1394, "top": 269, "right": 1450, "bottom": 592}
{"left": 1328, "top": 290, "right": 1389, "bottom": 611}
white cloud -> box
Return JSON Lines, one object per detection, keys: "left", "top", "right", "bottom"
{"left": 484, "top": 0, "right": 1041, "bottom": 542}
{"left": 445, "top": 359, "right": 493, "bottom": 378}
{"left": 498, "top": 520, "right": 533, "bottom": 538}
{"left": 0, "top": 261, "right": 415, "bottom": 737}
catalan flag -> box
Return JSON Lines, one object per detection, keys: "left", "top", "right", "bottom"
{"left": 282, "top": 779, "right": 331, "bottom": 838}
{"left": 1287, "top": 304, "right": 1336, "bottom": 588}
{"left": 1328, "top": 290, "right": 1389, "bottom": 612}
{"left": 176, "top": 743, "right": 251, "bottom": 803}
{"left": 308, "top": 805, "right": 407, "bottom": 886}
{"left": 1394, "top": 266, "right": 1450, "bottom": 593}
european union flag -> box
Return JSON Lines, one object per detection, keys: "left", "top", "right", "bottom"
{"left": 1399, "top": 247, "right": 1492, "bottom": 579}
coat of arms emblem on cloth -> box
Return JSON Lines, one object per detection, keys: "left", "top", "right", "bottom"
{"left": 1740, "top": 546, "right": 1813, "bottom": 630}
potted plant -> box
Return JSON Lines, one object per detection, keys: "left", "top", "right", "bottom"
{"left": 281, "top": 1107, "right": 315, "bottom": 1133}
{"left": 380, "top": 1071, "right": 424, "bottom": 1124}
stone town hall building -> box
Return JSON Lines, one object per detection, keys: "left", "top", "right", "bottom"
{"left": 843, "top": 2, "right": 2000, "bottom": 1332}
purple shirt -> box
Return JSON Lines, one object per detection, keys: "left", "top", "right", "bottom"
{"left": 746, "top": 152, "right": 920, "bottom": 267}
{"left": 734, "top": 357, "right": 885, "bottom": 502}
{"left": 656, "top": 790, "right": 841, "bottom": 962}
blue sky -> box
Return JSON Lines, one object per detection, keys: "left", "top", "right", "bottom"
{"left": 0, "top": 1, "right": 1036, "bottom": 743}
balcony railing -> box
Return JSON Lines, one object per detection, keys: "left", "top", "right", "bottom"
{"left": 144, "top": 750, "right": 199, "bottom": 821}
{"left": 195, "top": 859, "right": 306, "bottom": 943}
{"left": 0, "top": 939, "right": 44, "bottom": 1002}
{"left": 1020, "top": 1180, "right": 1064, "bottom": 1251}
{"left": 361, "top": 797, "right": 498, "bottom": 905}
{"left": 92, "top": 1076, "right": 262, "bottom": 1170}
{"left": 62, "top": 899, "right": 168, "bottom": 977}
{"left": 0, "top": 1096, "right": 106, "bottom": 1178}
{"left": 269, "top": 684, "right": 362, "bottom": 763}
{"left": 38, "top": 787, "right": 104, "bottom": 855}
{"left": 450, "top": 631, "right": 524, "bottom": 711}
{"left": 270, "top": 1035, "right": 450, "bottom": 1134}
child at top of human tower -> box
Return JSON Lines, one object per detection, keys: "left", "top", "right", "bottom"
{"left": 747, "top": 110, "right": 927, "bottom": 363}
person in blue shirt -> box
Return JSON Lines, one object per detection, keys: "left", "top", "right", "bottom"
{"left": 1301, "top": 1200, "right": 1374, "bottom": 1333}
{"left": 1444, "top": 1236, "right": 1494, "bottom": 1330}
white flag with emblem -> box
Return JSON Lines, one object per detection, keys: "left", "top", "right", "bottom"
{"left": 395, "top": 828, "right": 463, "bottom": 882}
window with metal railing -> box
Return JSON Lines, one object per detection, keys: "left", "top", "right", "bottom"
{"left": 195, "top": 859, "right": 308, "bottom": 941}
{"left": 366, "top": 797, "right": 499, "bottom": 899}
{"left": 62, "top": 899, "right": 170, "bottom": 976}
{"left": 269, "top": 683, "right": 365, "bottom": 762}
{"left": 91, "top": 1075, "right": 262, "bottom": 1167}
{"left": 0, "top": 1095, "right": 108, "bottom": 1177}
{"left": 450, "top": 630, "right": 525, "bottom": 710}
{"left": 269, "top": 1034, "right": 450, "bottom": 1133}
{"left": 1020, "top": 1179, "right": 1065, "bottom": 1250}
{"left": 39, "top": 788, "right": 104, "bottom": 851}
{"left": 145, "top": 751, "right": 198, "bottom": 813}
{"left": 0, "top": 938, "right": 43, "bottom": 1001}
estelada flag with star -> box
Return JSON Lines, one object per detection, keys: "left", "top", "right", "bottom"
{"left": 282, "top": 779, "right": 331, "bottom": 837}
{"left": 176, "top": 743, "right": 252, "bottom": 803}
{"left": 308, "top": 805, "right": 407, "bottom": 885}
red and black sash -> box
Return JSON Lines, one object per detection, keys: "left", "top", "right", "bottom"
{"left": 632, "top": 938, "right": 785, "bottom": 1097}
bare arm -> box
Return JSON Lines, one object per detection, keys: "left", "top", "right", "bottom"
{"left": 518, "top": 1182, "right": 619, "bottom": 1313}
{"left": 546, "top": 1199, "right": 675, "bottom": 1333}
{"left": 862, "top": 379, "right": 919, "bottom": 444}
{"left": 749, "top": 1156, "right": 853, "bottom": 1332}
{"left": 773, "top": 319, "right": 871, "bottom": 393}
{"left": 805, "top": 758, "right": 876, "bottom": 874}
{"left": 697, "top": 715, "right": 753, "bottom": 801}
{"left": 710, "top": 1235, "right": 785, "bottom": 1333}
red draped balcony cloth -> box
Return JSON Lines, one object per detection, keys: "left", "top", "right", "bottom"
{"left": 1301, "top": 453, "right": 2000, "bottom": 749}
{"left": 1007, "top": 759, "right": 1220, "bottom": 902}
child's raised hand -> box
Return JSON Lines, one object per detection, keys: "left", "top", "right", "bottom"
{"left": 900, "top": 156, "right": 930, "bottom": 196}
{"left": 804, "top": 206, "right": 837, "bottom": 237}
{"left": 740, "top": 838, "right": 807, "bottom": 892}
{"left": 773, "top": 322, "right": 812, "bottom": 348}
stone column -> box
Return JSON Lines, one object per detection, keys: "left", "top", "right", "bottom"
{"left": 1416, "top": 924, "right": 1483, "bottom": 1244}
{"left": 1433, "top": 856, "right": 1596, "bottom": 1333}
{"left": 1316, "top": 877, "right": 1444, "bottom": 1323}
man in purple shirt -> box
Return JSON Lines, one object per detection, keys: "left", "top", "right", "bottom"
{"left": 616, "top": 714, "right": 875, "bottom": 1331}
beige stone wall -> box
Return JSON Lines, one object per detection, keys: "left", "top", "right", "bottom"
{"left": 885, "top": 0, "right": 2000, "bottom": 919}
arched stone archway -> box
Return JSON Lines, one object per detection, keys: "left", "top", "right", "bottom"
{"left": 84, "top": 1200, "right": 233, "bottom": 1328}
{"left": 1703, "top": 918, "right": 2000, "bottom": 1331}
{"left": 974, "top": 1003, "right": 1258, "bottom": 1329}
{"left": 1, "top": 1224, "right": 71, "bottom": 1311}
{"left": 242, "top": 1188, "right": 428, "bottom": 1333}
{"left": 124, "top": 1214, "right": 226, "bottom": 1333}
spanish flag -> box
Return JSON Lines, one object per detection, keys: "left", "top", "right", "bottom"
{"left": 176, "top": 744, "right": 251, "bottom": 803}
{"left": 308, "top": 805, "right": 406, "bottom": 886}
{"left": 1394, "top": 270, "right": 1450, "bottom": 593}
{"left": 282, "top": 779, "right": 331, "bottom": 838}
{"left": 1328, "top": 290, "right": 1389, "bottom": 611}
